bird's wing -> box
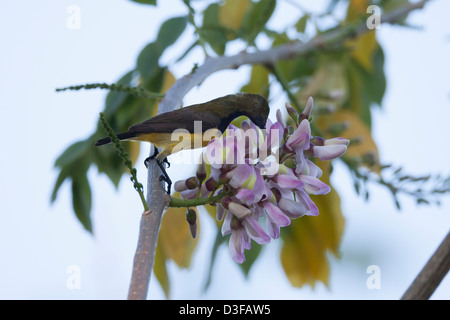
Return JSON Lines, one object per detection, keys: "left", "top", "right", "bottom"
{"left": 128, "top": 105, "right": 222, "bottom": 133}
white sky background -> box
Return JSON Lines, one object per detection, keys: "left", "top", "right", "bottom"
{"left": 0, "top": 0, "right": 449, "bottom": 300}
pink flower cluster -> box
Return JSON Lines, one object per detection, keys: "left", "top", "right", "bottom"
{"left": 175, "top": 97, "right": 349, "bottom": 264}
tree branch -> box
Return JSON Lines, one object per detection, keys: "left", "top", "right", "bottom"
{"left": 401, "top": 230, "right": 450, "bottom": 300}
{"left": 127, "top": 146, "right": 171, "bottom": 300}
{"left": 126, "top": 0, "right": 432, "bottom": 300}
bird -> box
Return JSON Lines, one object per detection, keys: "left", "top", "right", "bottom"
{"left": 95, "top": 93, "right": 270, "bottom": 194}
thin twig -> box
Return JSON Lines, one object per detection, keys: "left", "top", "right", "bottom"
{"left": 126, "top": 0, "right": 432, "bottom": 300}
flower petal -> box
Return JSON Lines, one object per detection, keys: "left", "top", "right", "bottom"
{"left": 301, "top": 96, "right": 314, "bottom": 118}
{"left": 295, "top": 190, "right": 319, "bottom": 216}
{"left": 180, "top": 188, "right": 198, "bottom": 199}
{"left": 286, "top": 119, "right": 310, "bottom": 151}
{"left": 313, "top": 144, "right": 347, "bottom": 161}
{"left": 262, "top": 201, "right": 291, "bottom": 227}
{"left": 228, "top": 202, "right": 252, "bottom": 220}
{"left": 243, "top": 216, "right": 271, "bottom": 244}
{"left": 221, "top": 210, "right": 233, "bottom": 236}
{"left": 216, "top": 204, "right": 226, "bottom": 221}
{"left": 265, "top": 218, "right": 280, "bottom": 239}
{"left": 276, "top": 174, "right": 304, "bottom": 190}
{"left": 229, "top": 229, "right": 245, "bottom": 264}
{"left": 299, "top": 175, "right": 331, "bottom": 195}
{"left": 278, "top": 197, "right": 307, "bottom": 218}
{"left": 303, "top": 159, "right": 323, "bottom": 178}
{"left": 324, "top": 137, "right": 350, "bottom": 146}
{"left": 276, "top": 109, "right": 287, "bottom": 128}
{"left": 294, "top": 152, "right": 307, "bottom": 175}
{"left": 229, "top": 164, "right": 253, "bottom": 188}
{"left": 243, "top": 229, "right": 251, "bottom": 250}
{"left": 235, "top": 188, "right": 256, "bottom": 205}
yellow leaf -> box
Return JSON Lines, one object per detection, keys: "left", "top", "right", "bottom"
{"left": 128, "top": 141, "right": 140, "bottom": 167}
{"left": 281, "top": 219, "right": 331, "bottom": 288}
{"left": 310, "top": 162, "right": 345, "bottom": 256}
{"left": 318, "top": 109, "right": 380, "bottom": 172}
{"left": 219, "top": 0, "right": 251, "bottom": 36}
{"left": 298, "top": 59, "right": 348, "bottom": 109}
{"left": 281, "top": 162, "right": 345, "bottom": 288}
{"left": 346, "top": 31, "right": 378, "bottom": 72}
{"left": 161, "top": 69, "right": 176, "bottom": 94}
{"left": 241, "top": 65, "right": 270, "bottom": 97}
{"left": 153, "top": 237, "right": 170, "bottom": 298}
{"left": 346, "top": 0, "right": 369, "bottom": 22}
{"left": 158, "top": 193, "right": 200, "bottom": 268}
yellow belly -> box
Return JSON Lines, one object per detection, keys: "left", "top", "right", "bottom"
{"left": 131, "top": 129, "right": 221, "bottom": 160}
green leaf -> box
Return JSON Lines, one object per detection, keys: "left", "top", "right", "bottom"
{"left": 203, "top": 227, "right": 226, "bottom": 291}
{"left": 51, "top": 166, "right": 71, "bottom": 203}
{"left": 92, "top": 145, "right": 126, "bottom": 188}
{"left": 346, "top": 59, "right": 372, "bottom": 127}
{"left": 129, "top": 0, "right": 157, "bottom": 5}
{"left": 93, "top": 67, "right": 163, "bottom": 188}
{"left": 137, "top": 17, "right": 187, "bottom": 83}
{"left": 156, "top": 16, "right": 188, "bottom": 52}
{"left": 295, "top": 14, "right": 309, "bottom": 33}
{"left": 240, "top": 0, "right": 276, "bottom": 44}
{"left": 364, "top": 46, "right": 386, "bottom": 106}
{"left": 381, "top": 0, "right": 410, "bottom": 24}
{"left": 272, "top": 32, "right": 317, "bottom": 85}
{"left": 104, "top": 71, "right": 135, "bottom": 118}
{"left": 345, "top": 42, "right": 385, "bottom": 127}
{"left": 201, "top": 3, "right": 228, "bottom": 55}
{"left": 137, "top": 43, "right": 160, "bottom": 84}
{"left": 54, "top": 139, "right": 91, "bottom": 168}
{"left": 238, "top": 242, "right": 262, "bottom": 277}
{"left": 71, "top": 172, "right": 93, "bottom": 233}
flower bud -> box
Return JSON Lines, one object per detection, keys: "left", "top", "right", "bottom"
{"left": 185, "top": 208, "right": 197, "bottom": 238}
{"left": 185, "top": 176, "right": 199, "bottom": 190}
{"left": 276, "top": 109, "right": 287, "bottom": 128}
{"left": 196, "top": 158, "right": 207, "bottom": 183}
{"left": 285, "top": 102, "right": 299, "bottom": 124}
{"left": 300, "top": 96, "right": 314, "bottom": 120}
{"left": 205, "top": 177, "right": 218, "bottom": 192}
{"left": 174, "top": 180, "right": 188, "bottom": 192}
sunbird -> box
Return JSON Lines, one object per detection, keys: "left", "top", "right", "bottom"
{"left": 95, "top": 93, "right": 270, "bottom": 193}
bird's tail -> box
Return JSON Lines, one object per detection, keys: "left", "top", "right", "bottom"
{"left": 95, "top": 131, "right": 137, "bottom": 146}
